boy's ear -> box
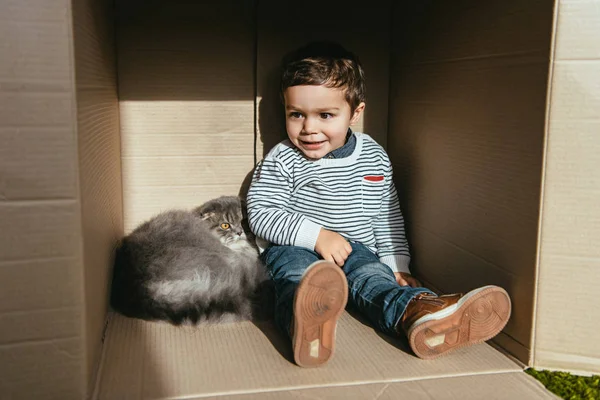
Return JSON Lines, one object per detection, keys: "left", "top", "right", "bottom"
{"left": 350, "top": 102, "right": 366, "bottom": 125}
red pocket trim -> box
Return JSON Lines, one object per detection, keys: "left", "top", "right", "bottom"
{"left": 364, "top": 175, "right": 384, "bottom": 182}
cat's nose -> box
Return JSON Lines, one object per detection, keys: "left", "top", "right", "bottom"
{"left": 236, "top": 230, "right": 243, "bottom": 236}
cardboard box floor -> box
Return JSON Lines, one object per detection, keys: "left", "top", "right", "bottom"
{"left": 95, "top": 312, "right": 557, "bottom": 399}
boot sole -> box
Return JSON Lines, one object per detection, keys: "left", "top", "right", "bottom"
{"left": 292, "top": 261, "right": 348, "bottom": 368}
{"left": 408, "top": 285, "right": 511, "bottom": 360}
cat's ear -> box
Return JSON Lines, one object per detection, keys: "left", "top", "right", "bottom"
{"left": 199, "top": 211, "right": 214, "bottom": 220}
{"left": 193, "top": 206, "right": 214, "bottom": 220}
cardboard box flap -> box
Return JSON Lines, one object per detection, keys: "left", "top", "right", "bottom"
{"left": 533, "top": 0, "right": 600, "bottom": 373}
{"left": 94, "top": 312, "right": 521, "bottom": 399}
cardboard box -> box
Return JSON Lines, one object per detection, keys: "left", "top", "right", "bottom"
{"left": 0, "top": 0, "right": 597, "bottom": 398}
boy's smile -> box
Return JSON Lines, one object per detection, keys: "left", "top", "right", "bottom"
{"left": 284, "top": 85, "right": 364, "bottom": 160}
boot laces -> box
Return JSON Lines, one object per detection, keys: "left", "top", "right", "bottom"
{"left": 414, "top": 293, "right": 446, "bottom": 307}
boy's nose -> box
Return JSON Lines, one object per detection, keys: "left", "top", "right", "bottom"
{"left": 302, "top": 117, "right": 318, "bottom": 134}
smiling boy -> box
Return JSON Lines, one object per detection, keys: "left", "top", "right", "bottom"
{"left": 247, "top": 42, "right": 511, "bottom": 367}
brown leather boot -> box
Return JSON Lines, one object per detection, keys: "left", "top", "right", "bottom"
{"left": 399, "top": 286, "right": 511, "bottom": 360}
{"left": 292, "top": 260, "right": 348, "bottom": 368}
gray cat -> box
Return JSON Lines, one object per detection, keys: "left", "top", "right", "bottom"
{"left": 110, "top": 196, "right": 271, "bottom": 325}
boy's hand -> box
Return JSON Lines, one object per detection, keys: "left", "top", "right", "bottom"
{"left": 394, "top": 272, "right": 422, "bottom": 288}
{"left": 315, "top": 229, "right": 352, "bottom": 267}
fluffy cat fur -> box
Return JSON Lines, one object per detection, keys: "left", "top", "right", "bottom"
{"left": 110, "top": 196, "right": 270, "bottom": 325}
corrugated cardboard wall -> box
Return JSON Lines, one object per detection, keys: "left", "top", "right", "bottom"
{"left": 387, "top": 0, "right": 555, "bottom": 364}
{"left": 534, "top": 0, "right": 600, "bottom": 373}
{"left": 71, "top": 0, "right": 123, "bottom": 387}
{"left": 0, "top": 0, "right": 86, "bottom": 398}
{"left": 116, "top": 0, "right": 256, "bottom": 233}
{"left": 117, "top": 0, "right": 393, "bottom": 232}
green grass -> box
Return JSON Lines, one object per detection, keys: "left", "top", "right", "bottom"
{"left": 526, "top": 368, "right": 600, "bottom": 399}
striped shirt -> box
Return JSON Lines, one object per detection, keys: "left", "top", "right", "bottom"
{"left": 247, "top": 132, "right": 411, "bottom": 273}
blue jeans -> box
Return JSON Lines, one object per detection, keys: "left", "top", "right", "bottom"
{"left": 261, "top": 242, "right": 435, "bottom": 338}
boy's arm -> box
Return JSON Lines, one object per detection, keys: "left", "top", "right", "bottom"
{"left": 247, "top": 156, "right": 322, "bottom": 250}
{"left": 372, "top": 163, "right": 412, "bottom": 275}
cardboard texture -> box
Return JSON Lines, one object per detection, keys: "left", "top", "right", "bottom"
{"left": 387, "top": 0, "right": 555, "bottom": 364}
{"left": 198, "top": 373, "right": 559, "bottom": 400}
{"left": 534, "top": 0, "right": 600, "bottom": 373}
{"left": 116, "top": 1, "right": 256, "bottom": 233}
{"left": 1, "top": 0, "right": 86, "bottom": 398}
{"left": 95, "top": 312, "right": 524, "bottom": 399}
{"left": 2, "top": 0, "right": 599, "bottom": 398}
{"left": 72, "top": 0, "right": 123, "bottom": 385}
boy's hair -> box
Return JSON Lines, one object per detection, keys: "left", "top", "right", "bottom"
{"left": 280, "top": 41, "right": 366, "bottom": 111}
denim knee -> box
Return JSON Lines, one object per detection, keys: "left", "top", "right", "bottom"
{"left": 261, "top": 245, "right": 320, "bottom": 281}
{"left": 346, "top": 260, "right": 395, "bottom": 281}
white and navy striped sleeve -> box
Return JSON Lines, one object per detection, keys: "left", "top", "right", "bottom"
{"left": 373, "top": 158, "right": 412, "bottom": 274}
{"left": 247, "top": 150, "right": 322, "bottom": 250}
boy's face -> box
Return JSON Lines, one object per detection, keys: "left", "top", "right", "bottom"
{"left": 283, "top": 85, "right": 365, "bottom": 160}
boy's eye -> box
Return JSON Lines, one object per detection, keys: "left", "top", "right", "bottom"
{"left": 289, "top": 112, "right": 303, "bottom": 119}
{"left": 220, "top": 223, "right": 230, "bottom": 230}
{"left": 320, "top": 113, "right": 333, "bottom": 119}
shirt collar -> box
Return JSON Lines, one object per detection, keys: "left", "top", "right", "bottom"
{"left": 325, "top": 129, "right": 356, "bottom": 159}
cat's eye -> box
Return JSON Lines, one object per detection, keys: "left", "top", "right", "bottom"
{"left": 220, "top": 223, "right": 230, "bottom": 230}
